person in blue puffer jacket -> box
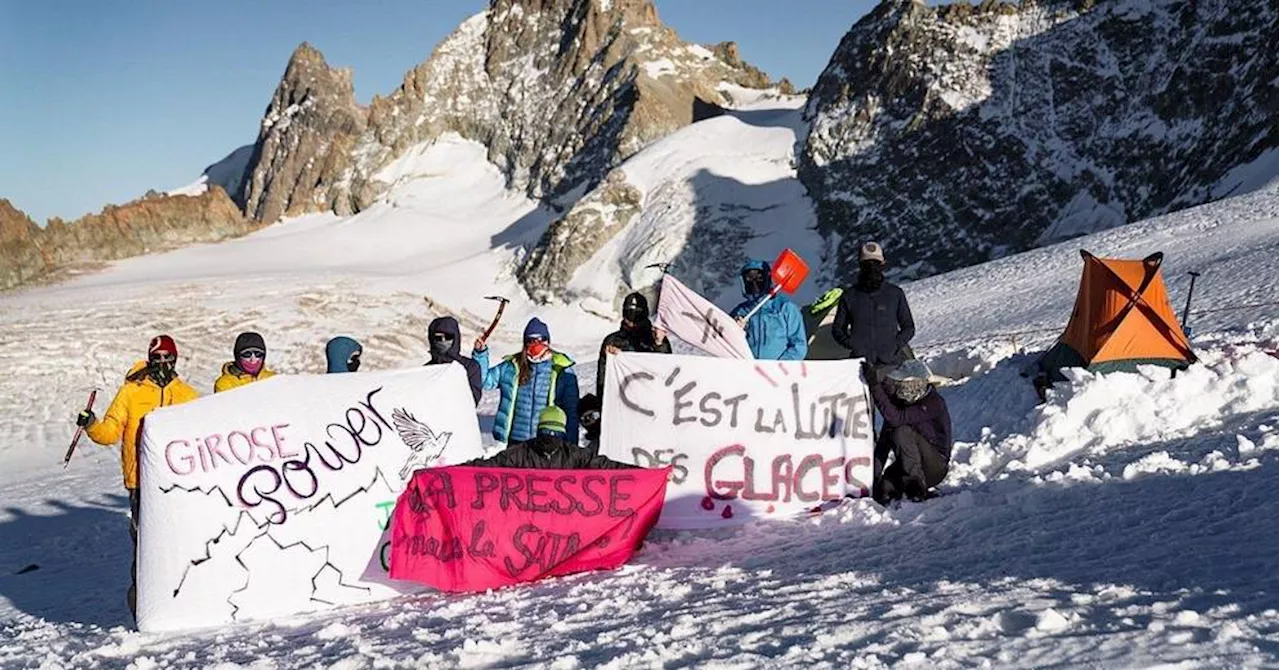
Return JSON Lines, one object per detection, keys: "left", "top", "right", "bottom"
{"left": 473, "top": 317, "right": 580, "bottom": 447}
{"left": 730, "top": 259, "right": 808, "bottom": 360}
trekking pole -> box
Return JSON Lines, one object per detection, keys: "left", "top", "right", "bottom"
{"left": 62, "top": 389, "right": 99, "bottom": 468}
{"left": 1179, "top": 271, "right": 1201, "bottom": 334}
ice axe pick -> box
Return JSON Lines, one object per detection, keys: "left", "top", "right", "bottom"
{"left": 480, "top": 295, "right": 510, "bottom": 343}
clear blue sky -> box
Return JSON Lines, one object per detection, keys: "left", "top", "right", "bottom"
{"left": 0, "top": 1, "right": 876, "bottom": 224}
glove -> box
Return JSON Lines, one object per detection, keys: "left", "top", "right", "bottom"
{"left": 76, "top": 409, "right": 95, "bottom": 428}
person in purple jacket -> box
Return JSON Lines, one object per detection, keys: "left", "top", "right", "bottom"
{"left": 864, "top": 360, "right": 953, "bottom": 504}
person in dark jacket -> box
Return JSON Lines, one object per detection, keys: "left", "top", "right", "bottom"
{"left": 833, "top": 241, "right": 916, "bottom": 379}
{"left": 466, "top": 406, "right": 634, "bottom": 469}
{"left": 596, "top": 291, "right": 671, "bottom": 399}
{"left": 426, "top": 316, "right": 483, "bottom": 406}
{"left": 864, "top": 361, "right": 952, "bottom": 504}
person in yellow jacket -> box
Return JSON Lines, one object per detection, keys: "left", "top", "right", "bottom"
{"left": 75, "top": 334, "right": 199, "bottom": 620}
{"left": 214, "top": 331, "right": 275, "bottom": 392}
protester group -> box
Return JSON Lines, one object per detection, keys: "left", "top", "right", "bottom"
{"left": 74, "top": 242, "right": 954, "bottom": 619}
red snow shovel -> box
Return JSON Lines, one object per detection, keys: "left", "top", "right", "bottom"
{"left": 740, "top": 248, "right": 810, "bottom": 323}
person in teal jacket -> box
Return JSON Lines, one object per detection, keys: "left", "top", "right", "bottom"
{"left": 473, "top": 317, "right": 580, "bottom": 446}
{"left": 325, "top": 336, "right": 363, "bottom": 373}
{"left": 731, "top": 259, "right": 808, "bottom": 360}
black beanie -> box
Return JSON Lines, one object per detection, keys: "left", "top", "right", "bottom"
{"left": 234, "top": 332, "right": 266, "bottom": 357}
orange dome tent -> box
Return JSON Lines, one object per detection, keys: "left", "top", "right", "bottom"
{"left": 1037, "top": 250, "right": 1195, "bottom": 382}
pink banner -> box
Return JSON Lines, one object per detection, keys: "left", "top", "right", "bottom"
{"left": 389, "top": 466, "right": 670, "bottom": 592}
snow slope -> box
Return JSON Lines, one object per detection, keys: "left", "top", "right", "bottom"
{"left": 0, "top": 110, "right": 1276, "bottom": 666}
{"left": 562, "top": 88, "right": 829, "bottom": 310}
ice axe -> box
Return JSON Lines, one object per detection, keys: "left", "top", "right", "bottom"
{"left": 62, "top": 388, "right": 99, "bottom": 468}
{"left": 479, "top": 295, "right": 510, "bottom": 343}
{"left": 739, "top": 248, "right": 810, "bottom": 324}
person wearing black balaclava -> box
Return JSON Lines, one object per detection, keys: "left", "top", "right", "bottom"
{"left": 595, "top": 292, "right": 671, "bottom": 399}
{"left": 832, "top": 241, "right": 916, "bottom": 383}
{"left": 582, "top": 292, "right": 672, "bottom": 453}
{"left": 426, "top": 316, "right": 483, "bottom": 406}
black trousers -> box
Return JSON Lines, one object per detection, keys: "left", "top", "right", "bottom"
{"left": 127, "top": 488, "right": 140, "bottom": 619}
{"left": 874, "top": 425, "right": 949, "bottom": 499}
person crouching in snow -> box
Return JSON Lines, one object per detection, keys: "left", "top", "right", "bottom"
{"left": 864, "top": 360, "right": 952, "bottom": 504}
{"left": 75, "top": 334, "right": 200, "bottom": 619}
{"left": 426, "top": 316, "right": 483, "bottom": 406}
{"left": 214, "top": 331, "right": 275, "bottom": 392}
{"left": 326, "top": 336, "right": 363, "bottom": 373}
{"left": 466, "top": 406, "right": 633, "bottom": 469}
{"left": 731, "top": 258, "right": 807, "bottom": 360}
{"left": 473, "top": 317, "right": 580, "bottom": 448}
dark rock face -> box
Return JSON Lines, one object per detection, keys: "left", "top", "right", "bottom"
{"left": 801, "top": 0, "right": 1278, "bottom": 280}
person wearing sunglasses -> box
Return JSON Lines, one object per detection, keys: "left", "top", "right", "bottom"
{"left": 425, "top": 316, "right": 483, "bottom": 406}
{"left": 74, "top": 334, "right": 200, "bottom": 621}
{"left": 214, "top": 332, "right": 277, "bottom": 393}
{"left": 325, "top": 336, "right": 363, "bottom": 373}
{"left": 473, "top": 317, "right": 580, "bottom": 448}
{"left": 730, "top": 258, "right": 808, "bottom": 360}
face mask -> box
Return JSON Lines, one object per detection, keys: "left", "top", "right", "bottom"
{"left": 525, "top": 339, "right": 550, "bottom": 360}
{"left": 430, "top": 334, "right": 454, "bottom": 356}
{"left": 894, "top": 378, "right": 929, "bottom": 404}
{"left": 238, "top": 349, "right": 265, "bottom": 375}
{"left": 149, "top": 353, "right": 176, "bottom": 386}
{"left": 347, "top": 351, "right": 361, "bottom": 372}
{"left": 622, "top": 307, "right": 648, "bottom": 328}
{"left": 742, "top": 269, "right": 769, "bottom": 295}
{"left": 858, "top": 262, "right": 885, "bottom": 290}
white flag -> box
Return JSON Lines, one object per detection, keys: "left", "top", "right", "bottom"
{"left": 656, "top": 274, "right": 754, "bottom": 359}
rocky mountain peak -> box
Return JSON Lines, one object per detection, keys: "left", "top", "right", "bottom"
{"left": 240, "top": 42, "right": 367, "bottom": 223}
{"left": 801, "top": 0, "right": 1277, "bottom": 282}
{"left": 237, "top": 0, "right": 778, "bottom": 233}
{"left": 0, "top": 199, "right": 39, "bottom": 242}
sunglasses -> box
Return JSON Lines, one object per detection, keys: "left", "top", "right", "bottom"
{"left": 431, "top": 334, "right": 455, "bottom": 343}
{"left": 524, "top": 336, "right": 547, "bottom": 345}
{"left": 150, "top": 353, "right": 176, "bottom": 364}
{"left": 238, "top": 349, "right": 266, "bottom": 360}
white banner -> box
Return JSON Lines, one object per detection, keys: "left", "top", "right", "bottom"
{"left": 136, "top": 364, "right": 484, "bottom": 632}
{"left": 656, "top": 274, "right": 754, "bottom": 359}
{"left": 600, "top": 353, "right": 874, "bottom": 529}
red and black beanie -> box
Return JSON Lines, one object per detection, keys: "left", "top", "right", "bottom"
{"left": 148, "top": 334, "right": 178, "bottom": 359}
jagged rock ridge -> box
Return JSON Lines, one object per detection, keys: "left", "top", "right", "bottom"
{"left": 800, "top": 0, "right": 1278, "bottom": 280}
{"left": 240, "top": 0, "right": 778, "bottom": 227}
{"left": 0, "top": 189, "right": 252, "bottom": 291}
